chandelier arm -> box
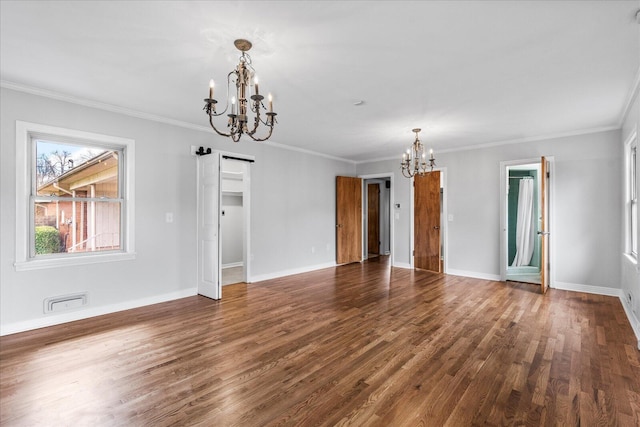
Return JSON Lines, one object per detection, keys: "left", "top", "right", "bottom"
{"left": 247, "top": 124, "right": 274, "bottom": 142}
{"left": 249, "top": 98, "right": 264, "bottom": 115}
{"left": 208, "top": 115, "right": 232, "bottom": 137}
{"left": 246, "top": 104, "right": 262, "bottom": 135}
{"left": 208, "top": 108, "right": 229, "bottom": 117}
{"left": 220, "top": 70, "right": 237, "bottom": 115}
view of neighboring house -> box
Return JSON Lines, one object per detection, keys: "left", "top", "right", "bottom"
{"left": 35, "top": 150, "right": 120, "bottom": 254}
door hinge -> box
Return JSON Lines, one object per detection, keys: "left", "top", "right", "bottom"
{"left": 546, "top": 171, "right": 550, "bottom": 178}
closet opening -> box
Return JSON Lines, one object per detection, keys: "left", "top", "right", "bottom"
{"left": 221, "top": 156, "right": 251, "bottom": 286}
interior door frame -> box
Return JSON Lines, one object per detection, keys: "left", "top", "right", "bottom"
{"left": 409, "top": 168, "right": 448, "bottom": 272}
{"left": 359, "top": 173, "right": 395, "bottom": 266}
{"left": 219, "top": 153, "right": 253, "bottom": 283}
{"left": 219, "top": 150, "right": 253, "bottom": 283}
{"left": 197, "top": 150, "right": 254, "bottom": 300}
{"left": 499, "top": 157, "right": 555, "bottom": 287}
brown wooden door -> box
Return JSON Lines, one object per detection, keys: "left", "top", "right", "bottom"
{"left": 336, "top": 176, "right": 362, "bottom": 265}
{"left": 367, "top": 183, "right": 380, "bottom": 255}
{"left": 414, "top": 171, "right": 441, "bottom": 272}
{"left": 540, "top": 157, "right": 549, "bottom": 294}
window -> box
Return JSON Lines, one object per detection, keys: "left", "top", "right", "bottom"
{"left": 15, "top": 121, "right": 135, "bottom": 270}
{"left": 627, "top": 131, "right": 637, "bottom": 260}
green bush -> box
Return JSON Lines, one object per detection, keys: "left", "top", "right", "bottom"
{"left": 35, "top": 226, "right": 60, "bottom": 254}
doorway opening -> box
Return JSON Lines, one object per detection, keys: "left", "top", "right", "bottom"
{"left": 364, "top": 178, "right": 391, "bottom": 259}
{"left": 359, "top": 173, "right": 394, "bottom": 265}
{"left": 505, "top": 163, "right": 541, "bottom": 284}
{"left": 500, "top": 157, "right": 552, "bottom": 291}
{"left": 197, "top": 152, "right": 253, "bottom": 299}
{"left": 221, "top": 157, "right": 250, "bottom": 286}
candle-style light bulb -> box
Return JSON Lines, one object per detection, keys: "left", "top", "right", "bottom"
{"left": 254, "top": 76, "right": 259, "bottom": 96}
{"left": 268, "top": 93, "right": 273, "bottom": 112}
{"left": 209, "top": 79, "right": 214, "bottom": 99}
{"left": 429, "top": 148, "right": 434, "bottom": 159}
{"left": 231, "top": 96, "right": 236, "bottom": 115}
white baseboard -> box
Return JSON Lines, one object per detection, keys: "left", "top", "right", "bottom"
{"left": 222, "top": 262, "right": 243, "bottom": 269}
{"left": 447, "top": 269, "right": 501, "bottom": 281}
{"left": 552, "top": 281, "right": 621, "bottom": 297}
{"left": 552, "top": 281, "right": 640, "bottom": 349}
{"left": 392, "top": 262, "right": 411, "bottom": 269}
{"left": 0, "top": 288, "right": 197, "bottom": 336}
{"left": 619, "top": 294, "right": 640, "bottom": 350}
{"left": 250, "top": 262, "right": 337, "bottom": 283}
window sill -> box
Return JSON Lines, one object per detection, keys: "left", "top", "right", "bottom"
{"left": 14, "top": 252, "right": 136, "bottom": 271}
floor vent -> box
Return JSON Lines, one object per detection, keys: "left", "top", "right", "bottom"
{"left": 44, "top": 292, "right": 88, "bottom": 313}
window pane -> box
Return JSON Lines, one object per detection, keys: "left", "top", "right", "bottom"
{"left": 632, "top": 146, "right": 637, "bottom": 201}
{"left": 632, "top": 200, "right": 637, "bottom": 256}
{"left": 36, "top": 140, "right": 118, "bottom": 198}
{"left": 33, "top": 200, "right": 121, "bottom": 255}
{"left": 632, "top": 145, "right": 637, "bottom": 257}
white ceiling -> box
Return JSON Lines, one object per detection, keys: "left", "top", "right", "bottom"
{"left": 1, "top": 1, "right": 639, "bottom": 162}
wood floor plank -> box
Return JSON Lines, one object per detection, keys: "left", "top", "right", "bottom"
{"left": 1, "top": 256, "right": 639, "bottom": 426}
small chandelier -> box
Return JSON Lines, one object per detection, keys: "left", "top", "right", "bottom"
{"left": 203, "top": 39, "right": 277, "bottom": 142}
{"left": 401, "top": 128, "right": 435, "bottom": 178}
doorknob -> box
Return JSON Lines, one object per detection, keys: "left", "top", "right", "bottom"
{"left": 336, "top": 224, "right": 343, "bottom": 228}
{"left": 537, "top": 231, "right": 550, "bottom": 235}
{"left": 433, "top": 226, "right": 440, "bottom": 230}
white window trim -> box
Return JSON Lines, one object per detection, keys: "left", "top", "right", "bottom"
{"left": 15, "top": 121, "right": 135, "bottom": 271}
{"left": 624, "top": 129, "right": 637, "bottom": 265}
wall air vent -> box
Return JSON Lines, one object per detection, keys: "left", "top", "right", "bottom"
{"left": 44, "top": 292, "right": 88, "bottom": 313}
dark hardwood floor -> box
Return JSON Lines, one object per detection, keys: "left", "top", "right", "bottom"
{"left": 1, "top": 256, "right": 639, "bottom": 426}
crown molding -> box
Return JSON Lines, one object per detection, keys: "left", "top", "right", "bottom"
{"left": 1, "top": 80, "right": 626, "bottom": 167}
{"left": 0, "top": 80, "right": 213, "bottom": 133}
{"left": 354, "top": 125, "right": 620, "bottom": 165}
{"left": 619, "top": 64, "right": 640, "bottom": 128}
{"left": 265, "top": 140, "right": 356, "bottom": 164}
{"left": 0, "top": 80, "right": 354, "bottom": 164}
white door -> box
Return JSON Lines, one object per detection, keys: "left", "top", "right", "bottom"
{"left": 197, "top": 152, "right": 221, "bottom": 299}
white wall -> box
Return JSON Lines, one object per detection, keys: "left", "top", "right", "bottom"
{"left": 357, "top": 128, "right": 623, "bottom": 290}
{"left": 248, "top": 144, "right": 354, "bottom": 280}
{"left": 221, "top": 194, "right": 243, "bottom": 266}
{"left": 0, "top": 87, "right": 355, "bottom": 334}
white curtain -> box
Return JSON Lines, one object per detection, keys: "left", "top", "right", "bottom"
{"left": 512, "top": 178, "right": 535, "bottom": 267}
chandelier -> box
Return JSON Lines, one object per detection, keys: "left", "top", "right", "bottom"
{"left": 203, "top": 39, "right": 277, "bottom": 142}
{"left": 401, "top": 128, "right": 436, "bottom": 178}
